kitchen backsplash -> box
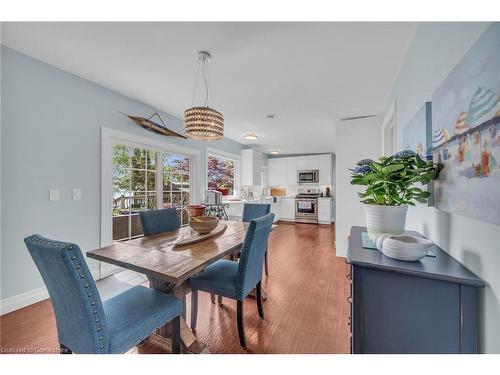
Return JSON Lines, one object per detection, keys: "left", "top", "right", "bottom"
{"left": 243, "top": 185, "right": 334, "bottom": 198}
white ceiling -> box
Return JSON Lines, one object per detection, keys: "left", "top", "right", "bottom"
{"left": 1, "top": 22, "right": 417, "bottom": 154}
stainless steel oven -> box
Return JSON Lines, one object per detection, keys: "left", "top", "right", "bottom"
{"left": 295, "top": 188, "right": 319, "bottom": 224}
{"left": 297, "top": 169, "right": 319, "bottom": 184}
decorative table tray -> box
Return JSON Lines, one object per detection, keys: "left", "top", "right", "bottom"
{"left": 173, "top": 223, "right": 227, "bottom": 248}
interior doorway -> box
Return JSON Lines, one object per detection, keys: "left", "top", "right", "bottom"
{"left": 382, "top": 100, "right": 396, "bottom": 156}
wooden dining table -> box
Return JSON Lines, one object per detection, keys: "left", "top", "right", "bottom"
{"left": 87, "top": 220, "right": 274, "bottom": 354}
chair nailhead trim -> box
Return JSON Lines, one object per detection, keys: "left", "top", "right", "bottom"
{"left": 63, "top": 242, "right": 105, "bottom": 353}
{"left": 29, "top": 236, "right": 107, "bottom": 353}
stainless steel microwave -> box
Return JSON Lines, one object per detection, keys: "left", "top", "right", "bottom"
{"left": 297, "top": 170, "right": 319, "bottom": 184}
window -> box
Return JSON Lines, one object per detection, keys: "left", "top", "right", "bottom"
{"left": 207, "top": 153, "right": 238, "bottom": 196}
{"left": 163, "top": 154, "right": 191, "bottom": 226}
{"left": 112, "top": 144, "right": 192, "bottom": 241}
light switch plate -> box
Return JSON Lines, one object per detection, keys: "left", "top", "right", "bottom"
{"left": 72, "top": 189, "right": 82, "bottom": 201}
{"left": 49, "top": 189, "right": 60, "bottom": 201}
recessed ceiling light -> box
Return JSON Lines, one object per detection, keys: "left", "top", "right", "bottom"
{"left": 244, "top": 132, "right": 258, "bottom": 140}
{"left": 270, "top": 150, "right": 280, "bottom": 155}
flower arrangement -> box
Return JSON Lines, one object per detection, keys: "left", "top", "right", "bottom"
{"left": 350, "top": 150, "right": 443, "bottom": 206}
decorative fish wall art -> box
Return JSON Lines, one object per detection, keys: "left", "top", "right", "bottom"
{"left": 121, "top": 112, "right": 187, "bottom": 139}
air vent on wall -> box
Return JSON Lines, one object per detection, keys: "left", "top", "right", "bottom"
{"left": 340, "top": 114, "right": 377, "bottom": 121}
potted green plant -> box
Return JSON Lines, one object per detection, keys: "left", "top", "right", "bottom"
{"left": 350, "top": 150, "right": 443, "bottom": 239}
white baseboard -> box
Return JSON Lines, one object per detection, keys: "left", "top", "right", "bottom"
{"left": 0, "top": 287, "right": 49, "bottom": 315}
{"left": 0, "top": 268, "right": 100, "bottom": 316}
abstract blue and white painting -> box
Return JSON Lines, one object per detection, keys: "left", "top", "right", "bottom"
{"left": 403, "top": 102, "right": 432, "bottom": 160}
{"left": 432, "top": 23, "right": 500, "bottom": 225}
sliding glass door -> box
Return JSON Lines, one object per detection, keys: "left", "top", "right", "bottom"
{"left": 163, "top": 154, "right": 191, "bottom": 226}
{"left": 112, "top": 144, "right": 192, "bottom": 241}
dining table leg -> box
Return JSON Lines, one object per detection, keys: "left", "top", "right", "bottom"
{"left": 147, "top": 276, "right": 209, "bottom": 354}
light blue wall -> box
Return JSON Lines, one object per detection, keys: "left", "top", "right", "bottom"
{"left": 385, "top": 22, "right": 499, "bottom": 353}
{"left": 0, "top": 46, "right": 244, "bottom": 300}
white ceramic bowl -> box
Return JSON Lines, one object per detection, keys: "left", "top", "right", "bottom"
{"left": 381, "top": 235, "right": 434, "bottom": 262}
{"left": 372, "top": 233, "right": 391, "bottom": 250}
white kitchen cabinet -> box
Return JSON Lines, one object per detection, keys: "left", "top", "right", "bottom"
{"left": 241, "top": 149, "right": 263, "bottom": 186}
{"left": 267, "top": 158, "right": 286, "bottom": 187}
{"left": 285, "top": 157, "right": 298, "bottom": 186}
{"left": 318, "top": 154, "right": 332, "bottom": 185}
{"left": 279, "top": 198, "right": 295, "bottom": 221}
{"left": 270, "top": 202, "right": 280, "bottom": 222}
{"left": 267, "top": 153, "right": 333, "bottom": 187}
{"left": 267, "top": 159, "right": 279, "bottom": 186}
{"left": 297, "top": 155, "right": 319, "bottom": 171}
{"left": 318, "top": 197, "right": 332, "bottom": 224}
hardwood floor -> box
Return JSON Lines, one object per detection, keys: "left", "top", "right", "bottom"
{"left": 0, "top": 223, "right": 350, "bottom": 354}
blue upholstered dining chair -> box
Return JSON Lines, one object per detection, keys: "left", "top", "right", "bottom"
{"left": 189, "top": 212, "right": 275, "bottom": 348}
{"left": 139, "top": 208, "right": 180, "bottom": 236}
{"left": 24, "top": 235, "right": 183, "bottom": 354}
{"left": 242, "top": 203, "right": 271, "bottom": 276}
{"left": 241, "top": 203, "right": 271, "bottom": 223}
{"left": 211, "top": 203, "right": 272, "bottom": 305}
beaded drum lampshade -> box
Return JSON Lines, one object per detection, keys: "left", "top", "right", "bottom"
{"left": 184, "top": 51, "right": 224, "bottom": 141}
{"left": 184, "top": 106, "right": 224, "bottom": 140}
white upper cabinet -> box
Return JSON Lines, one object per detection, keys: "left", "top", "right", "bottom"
{"left": 285, "top": 157, "right": 297, "bottom": 186}
{"left": 266, "top": 153, "right": 333, "bottom": 187}
{"left": 318, "top": 154, "right": 332, "bottom": 185}
{"left": 267, "top": 158, "right": 286, "bottom": 186}
{"left": 241, "top": 149, "right": 263, "bottom": 186}
{"left": 296, "top": 155, "right": 319, "bottom": 170}
{"left": 267, "top": 159, "right": 278, "bottom": 186}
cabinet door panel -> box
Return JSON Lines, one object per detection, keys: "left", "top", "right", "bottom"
{"left": 353, "top": 267, "right": 460, "bottom": 353}
{"left": 277, "top": 158, "right": 287, "bottom": 186}
{"left": 286, "top": 158, "right": 297, "bottom": 186}
{"left": 280, "top": 199, "right": 295, "bottom": 220}
{"left": 267, "top": 159, "right": 279, "bottom": 186}
{"left": 318, "top": 154, "right": 332, "bottom": 185}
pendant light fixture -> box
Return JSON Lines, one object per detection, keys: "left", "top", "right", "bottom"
{"left": 184, "top": 51, "right": 224, "bottom": 141}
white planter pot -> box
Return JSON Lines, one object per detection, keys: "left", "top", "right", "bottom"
{"left": 364, "top": 205, "right": 408, "bottom": 239}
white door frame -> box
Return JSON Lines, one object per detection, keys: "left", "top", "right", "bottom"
{"left": 381, "top": 100, "right": 397, "bottom": 156}
{"left": 100, "top": 127, "right": 200, "bottom": 248}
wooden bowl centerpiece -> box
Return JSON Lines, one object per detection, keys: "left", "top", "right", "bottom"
{"left": 189, "top": 216, "right": 219, "bottom": 234}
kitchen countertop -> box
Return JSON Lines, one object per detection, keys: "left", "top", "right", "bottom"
{"left": 222, "top": 197, "right": 274, "bottom": 204}
{"left": 222, "top": 195, "right": 332, "bottom": 203}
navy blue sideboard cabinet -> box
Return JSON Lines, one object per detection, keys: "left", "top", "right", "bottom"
{"left": 347, "top": 226, "right": 485, "bottom": 354}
